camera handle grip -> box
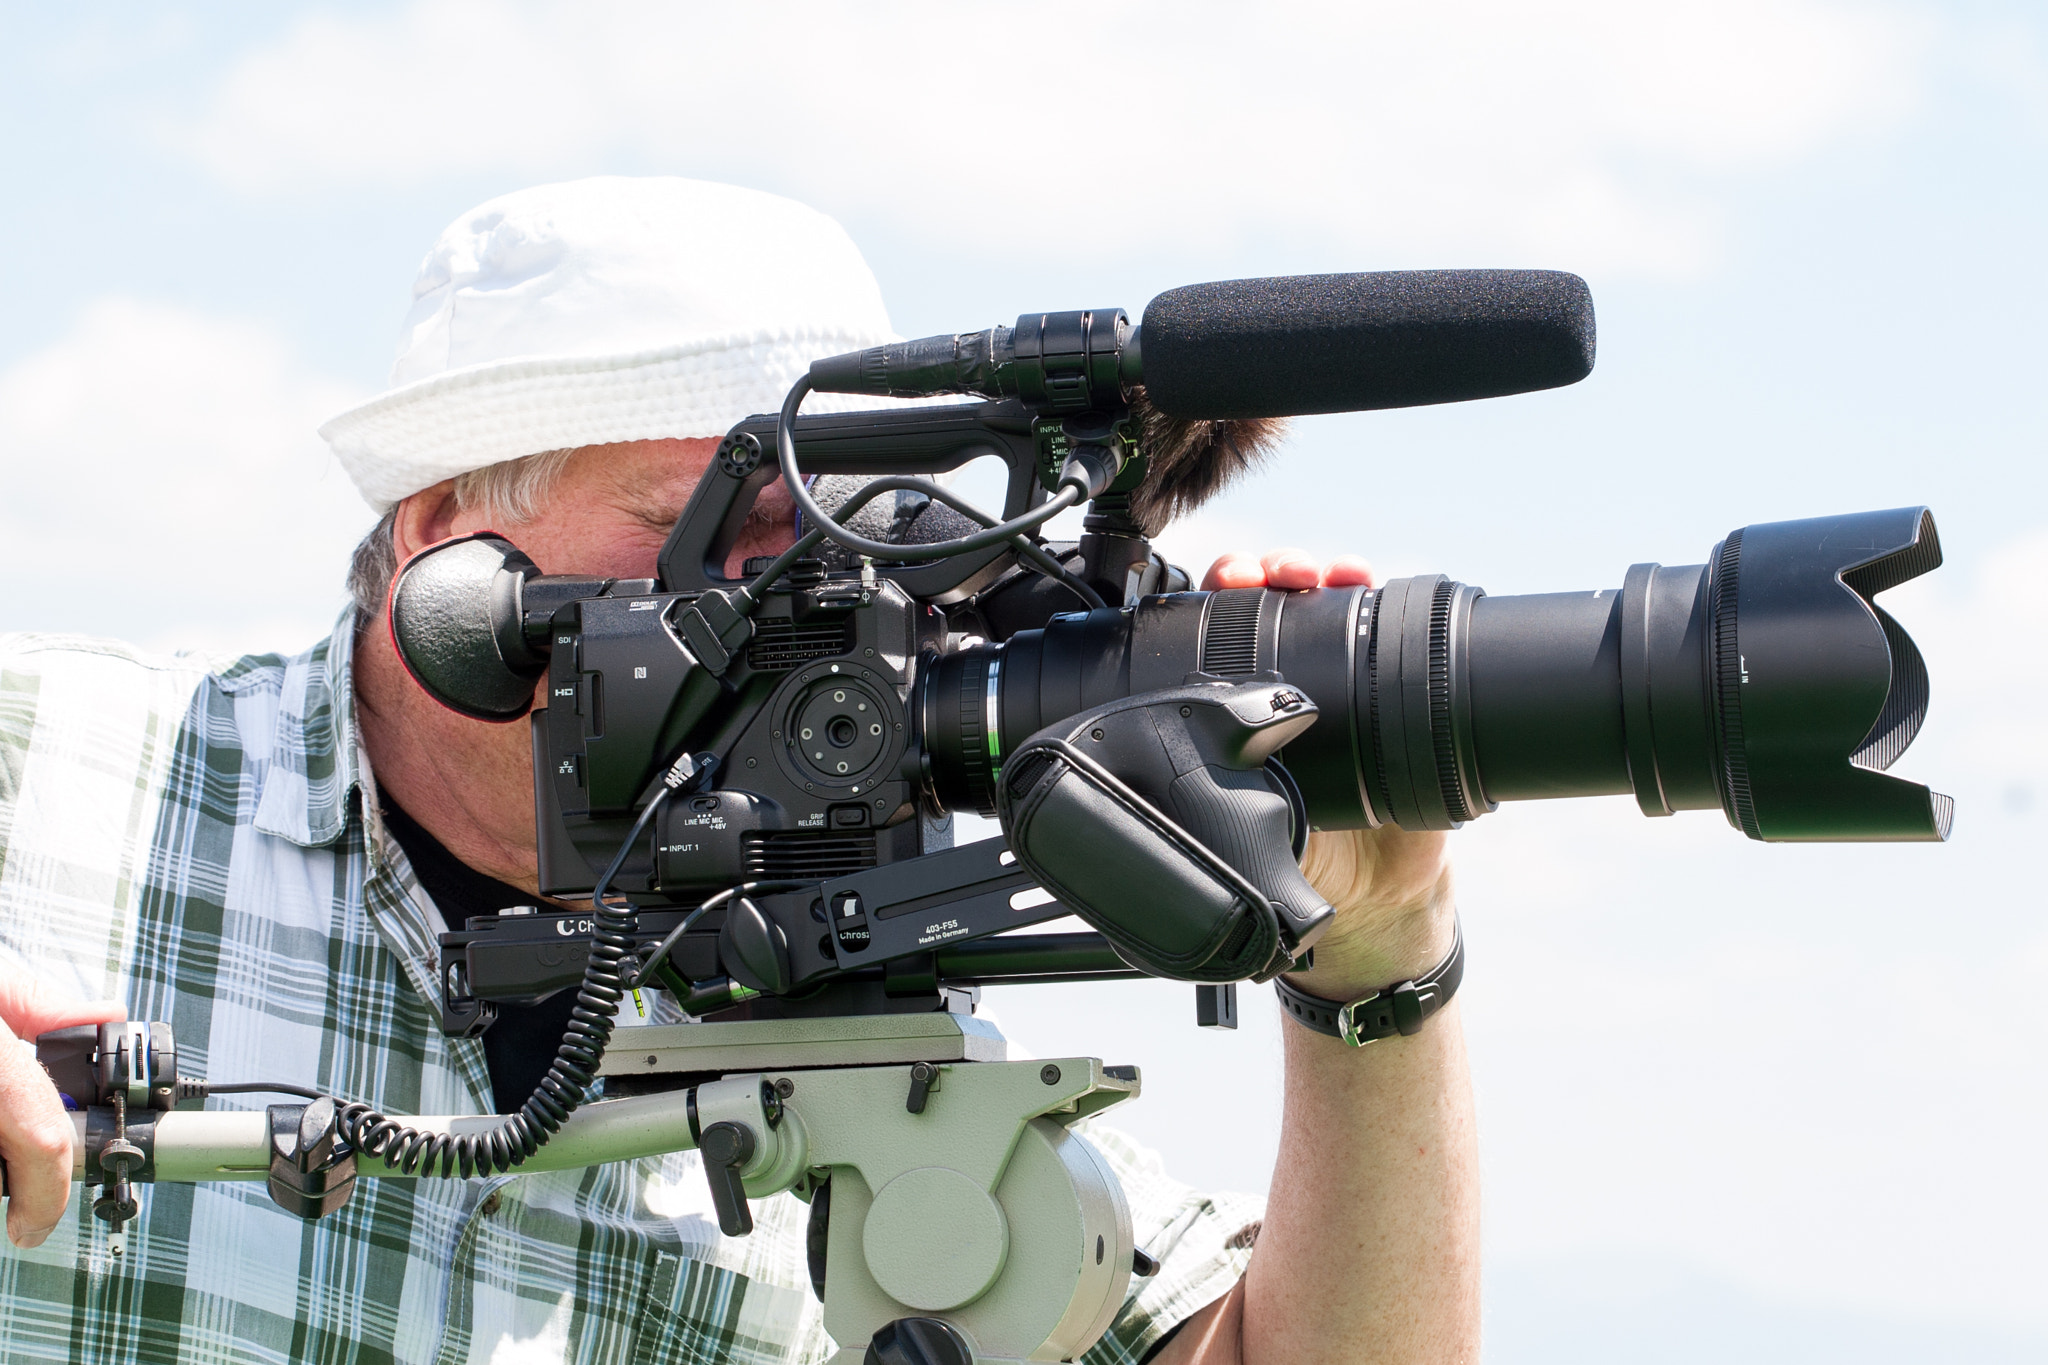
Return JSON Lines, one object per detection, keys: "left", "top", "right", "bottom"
{"left": 1160, "top": 751, "right": 1334, "bottom": 953}
{"left": 998, "top": 680, "right": 1336, "bottom": 982}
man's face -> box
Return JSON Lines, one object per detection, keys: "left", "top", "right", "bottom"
{"left": 438, "top": 437, "right": 799, "bottom": 582}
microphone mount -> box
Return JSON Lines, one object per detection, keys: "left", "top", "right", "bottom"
{"left": 807, "top": 308, "right": 1138, "bottom": 413}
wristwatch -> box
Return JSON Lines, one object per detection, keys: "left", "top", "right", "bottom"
{"left": 1273, "top": 916, "right": 1464, "bottom": 1046}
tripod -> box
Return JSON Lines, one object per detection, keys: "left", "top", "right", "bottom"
{"left": 29, "top": 1010, "right": 1161, "bottom": 1365}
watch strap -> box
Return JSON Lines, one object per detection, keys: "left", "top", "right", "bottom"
{"left": 1274, "top": 916, "right": 1463, "bottom": 1046}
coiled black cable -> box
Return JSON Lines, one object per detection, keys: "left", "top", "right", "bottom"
{"left": 331, "top": 757, "right": 707, "bottom": 1178}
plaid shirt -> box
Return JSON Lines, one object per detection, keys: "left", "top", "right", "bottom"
{"left": 0, "top": 621, "right": 1261, "bottom": 1364}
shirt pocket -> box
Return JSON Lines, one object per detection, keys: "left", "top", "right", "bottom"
{"left": 440, "top": 1167, "right": 680, "bottom": 1365}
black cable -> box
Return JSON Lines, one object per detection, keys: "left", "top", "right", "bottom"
{"left": 746, "top": 473, "right": 1106, "bottom": 612}
{"left": 1015, "top": 542, "right": 1109, "bottom": 612}
{"left": 589, "top": 771, "right": 698, "bottom": 916}
{"left": 905, "top": 480, "right": 1108, "bottom": 611}
{"left": 617, "top": 879, "right": 808, "bottom": 991}
{"left": 834, "top": 475, "right": 1107, "bottom": 611}
{"left": 777, "top": 375, "right": 1085, "bottom": 563}
{"left": 206, "top": 1082, "right": 326, "bottom": 1100}
{"left": 331, "top": 756, "right": 708, "bottom": 1178}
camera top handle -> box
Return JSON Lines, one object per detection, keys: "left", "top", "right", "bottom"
{"left": 655, "top": 398, "right": 1054, "bottom": 598}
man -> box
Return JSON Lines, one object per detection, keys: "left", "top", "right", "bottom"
{"left": 0, "top": 177, "right": 1475, "bottom": 1363}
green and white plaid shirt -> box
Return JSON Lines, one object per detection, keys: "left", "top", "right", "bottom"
{"left": 0, "top": 620, "right": 1260, "bottom": 1364}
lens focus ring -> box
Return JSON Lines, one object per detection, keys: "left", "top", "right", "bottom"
{"left": 1426, "top": 579, "right": 1475, "bottom": 824}
{"left": 1365, "top": 575, "right": 1485, "bottom": 831}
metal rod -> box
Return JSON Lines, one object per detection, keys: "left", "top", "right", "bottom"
{"left": 71, "top": 1090, "right": 702, "bottom": 1186}
{"left": 933, "top": 932, "right": 1137, "bottom": 982}
{"left": 949, "top": 971, "right": 1147, "bottom": 987}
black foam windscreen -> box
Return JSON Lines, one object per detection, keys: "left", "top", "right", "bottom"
{"left": 1139, "top": 270, "right": 1595, "bottom": 419}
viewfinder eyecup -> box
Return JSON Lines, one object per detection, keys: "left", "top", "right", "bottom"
{"left": 388, "top": 533, "right": 546, "bottom": 723}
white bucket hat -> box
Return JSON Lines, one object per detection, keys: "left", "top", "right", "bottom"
{"left": 321, "top": 176, "right": 899, "bottom": 511}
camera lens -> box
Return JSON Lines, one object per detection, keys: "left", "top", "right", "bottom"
{"left": 922, "top": 507, "right": 1950, "bottom": 842}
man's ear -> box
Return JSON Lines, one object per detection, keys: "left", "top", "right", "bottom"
{"left": 389, "top": 480, "right": 464, "bottom": 567}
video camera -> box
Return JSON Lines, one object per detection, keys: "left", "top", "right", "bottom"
{"left": 29, "top": 270, "right": 1949, "bottom": 1365}
{"left": 392, "top": 269, "right": 1947, "bottom": 1030}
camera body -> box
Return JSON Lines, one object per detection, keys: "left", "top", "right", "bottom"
{"left": 534, "top": 549, "right": 938, "bottom": 902}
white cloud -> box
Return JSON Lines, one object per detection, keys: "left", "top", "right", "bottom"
{"left": 0, "top": 298, "right": 374, "bottom": 654}
{"left": 178, "top": 0, "right": 1927, "bottom": 275}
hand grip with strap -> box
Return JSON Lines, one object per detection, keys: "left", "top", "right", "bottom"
{"left": 995, "top": 680, "right": 1336, "bottom": 983}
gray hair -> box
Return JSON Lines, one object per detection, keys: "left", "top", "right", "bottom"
{"left": 347, "top": 448, "right": 578, "bottom": 633}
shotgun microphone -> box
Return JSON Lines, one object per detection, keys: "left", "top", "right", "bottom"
{"left": 806, "top": 269, "right": 1595, "bottom": 419}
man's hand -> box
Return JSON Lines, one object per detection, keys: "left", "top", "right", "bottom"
{"left": 0, "top": 969, "right": 121, "bottom": 1248}
{"left": 1200, "top": 549, "right": 1455, "bottom": 992}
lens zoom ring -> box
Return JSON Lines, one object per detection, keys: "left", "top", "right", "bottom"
{"left": 1427, "top": 579, "right": 1475, "bottom": 823}
{"left": 1712, "top": 531, "right": 1762, "bottom": 839}
{"left": 1201, "top": 589, "right": 1264, "bottom": 676}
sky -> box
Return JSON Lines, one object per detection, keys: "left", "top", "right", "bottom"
{"left": 2, "top": 2, "right": 2044, "bottom": 1359}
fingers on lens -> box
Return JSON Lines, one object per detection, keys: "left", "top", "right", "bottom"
{"left": 1203, "top": 553, "right": 1268, "bottom": 590}
{"left": 1321, "top": 555, "right": 1375, "bottom": 588}
{"left": 1259, "top": 549, "right": 1320, "bottom": 590}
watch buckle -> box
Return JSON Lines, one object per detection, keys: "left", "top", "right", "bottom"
{"left": 1335, "top": 980, "right": 1426, "bottom": 1046}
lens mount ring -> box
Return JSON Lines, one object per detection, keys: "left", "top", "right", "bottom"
{"left": 983, "top": 653, "right": 1003, "bottom": 788}
{"left": 913, "top": 657, "right": 941, "bottom": 801}
{"left": 956, "top": 651, "right": 998, "bottom": 817}
{"left": 918, "top": 645, "right": 1006, "bottom": 818}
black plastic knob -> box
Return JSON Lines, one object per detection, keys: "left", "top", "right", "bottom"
{"left": 699, "top": 1121, "right": 757, "bottom": 1236}
{"left": 865, "top": 1317, "right": 973, "bottom": 1365}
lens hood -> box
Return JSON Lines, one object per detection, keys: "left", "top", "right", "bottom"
{"left": 1711, "top": 506, "right": 1950, "bottom": 841}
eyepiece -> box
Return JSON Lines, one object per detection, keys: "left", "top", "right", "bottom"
{"left": 389, "top": 533, "right": 547, "bottom": 722}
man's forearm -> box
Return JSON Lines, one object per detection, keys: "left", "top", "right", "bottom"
{"left": 1251, "top": 996, "right": 1479, "bottom": 1363}
{"left": 1157, "top": 966, "right": 1480, "bottom": 1364}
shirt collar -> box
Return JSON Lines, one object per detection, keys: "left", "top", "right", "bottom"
{"left": 250, "top": 612, "right": 364, "bottom": 847}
